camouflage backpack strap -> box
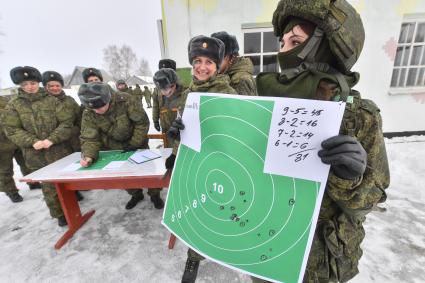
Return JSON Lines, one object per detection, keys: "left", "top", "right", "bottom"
{"left": 297, "top": 27, "right": 325, "bottom": 62}
{"left": 326, "top": 66, "right": 351, "bottom": 102}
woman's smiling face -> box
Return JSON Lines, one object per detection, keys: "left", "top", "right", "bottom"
{"left": 192, "top": 56, "right": 217, "bottom": 81}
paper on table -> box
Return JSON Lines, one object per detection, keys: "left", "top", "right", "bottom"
{"left": 128, "top": 150, "right": 161, "bottom": 164}
{"left": 61, "top": 162, "right": 81, "bottom": 172}
{"left": 103, "top": 161, "right": 127, "bottom": 170}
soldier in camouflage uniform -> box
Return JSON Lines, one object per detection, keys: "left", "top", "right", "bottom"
{"left": 152, "top": 68, "right": 186, "bottom": 148}
{"left": 42, "top": 71, "right": 84, "bottom": 201}
{"left": 133, "top": 84, "right": 144, "bottom": 101}
{"left": 3, "top": 66, "right": 75, "bottom": 227}
{"left": 251, "top": 1, "right": 390, "bottom": 282}
{"left": 0, "top": 95, "right": 32, "bottom": 202}
{"left": 211, "top": 31, "right": 257, "bottom": 96}
{"left": 116, "top": 79, "right": 133, "bottom": 95}
{"left": 82, "top": 67, "right": 103, "bottom": 83}
{"left": 142, "top": 86, "right": 152, "bottom": 108}
{"left": 78, "top": 82, "right": 164, "bottom": 210}
{"left": 165, "top": 35, "right": 237, "bottom": 283}
{"left": 1, "top": 94, "right": 41, "bottom": 196}
{"left": 152, "top": 59, "right": 178, "bottom": 132}
{"left": 42, "top": 71, "right": 82, "bottom": 152}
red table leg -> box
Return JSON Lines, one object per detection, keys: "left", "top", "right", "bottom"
{"left": 55, "top": 183, "right": 95, "bottom": 249}
{"left": 168, "top": 234, "right": 177, "bottom": 249}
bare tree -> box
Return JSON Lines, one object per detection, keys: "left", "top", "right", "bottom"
{"left": 103, "top": 44, "right": 138, "bottom": 80}
{"left": 103, "top": 45, "right": 122, "bottom": 80}
{"left": 137, "top": 58, "right": 152, "bottom": 76}
{"left": 120, "top": 45, "right": 137, "bottom": 80}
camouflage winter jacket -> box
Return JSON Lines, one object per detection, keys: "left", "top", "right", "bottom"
{"left": 173, "top": 74, "right": 237, "bottom": 154}
{"left": 304, "top": 89, "right": 390, "bottom": 283}
{"left": 143, "top": 88, "right": 152, "bottom": 99}
{"left": 0, "top": 95, "right": 19, "bottom": 152}
{"left": 2, "top": 88, "right": 74, "bottom": 170}
{"left": 153, "top": 84, "right": 186, "bottom": 147}
{"left": 120, "top": 86, "right": 133, "bottom": 96}
{"left": 50, "top": 91, "right": 83, "bottom": 152}
{"left": 226, "top": 56, "right": 257, "bottom": 96}
{"left": 133, "top": 86, "right": 143, "bottom": 98}
{"left": 80, "top": 90, "right": 149, "bottom": 160}
{"left": 152, "top": 87, "right": 160, "bottom": 123}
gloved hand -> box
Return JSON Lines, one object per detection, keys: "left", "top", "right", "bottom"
{"left": 165, "top": 154, "right": 176, "bottom": 169}
{"left": 318, "top": 135, "right": 367, "bottom": 180}
{"left": 167, "top": 117, "right": 185, "bottom": 141}
{"left": 121, "top": 145, "right": 138, "bottom": 153}
{"left": 154, "top": 121, "right": 161, "bottom": 132}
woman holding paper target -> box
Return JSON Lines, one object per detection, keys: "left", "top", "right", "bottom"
{"left": 251, "top": 1, "right": 390, "bottom": 283}
{"left": 166, "top": 35, "right": 237, "bottom": 170}
{"left": 166, "top": 35, "right": 238, "bottom": 283}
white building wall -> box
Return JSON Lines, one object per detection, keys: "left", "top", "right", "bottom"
{"left": 353, "top": 0, "right": 425, "bottom": 133}
{"left": 161, "top": 0, "right": 425, "bottom": 133}
{"left": 161, "top": 0, "right": 276, "bottom": 69}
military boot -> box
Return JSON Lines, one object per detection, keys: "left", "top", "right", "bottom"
{"left": 181, "top": 257, "right": 200, "bottom": 283}
{"left": 28, "top": 182, "right": 42, "bottom": 190}
{"left": 58, "top": 215, "right": 67, "bottom": 227}
{"left": 125, "top": 193, "right": 144, "bottom": 210}
{"left": 150, "top": 194, "right": 164, "bottom": 209}
{"left": 9, "top": 193, "right": 23, "bottom": 203}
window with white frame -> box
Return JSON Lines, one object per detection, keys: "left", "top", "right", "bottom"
{"left": 391, "top": 16, "right": 425, "bottom": 91}
{"left": 242, "top": 27, "right": 280, "bottom": 76}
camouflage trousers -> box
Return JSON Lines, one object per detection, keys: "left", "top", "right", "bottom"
{"left": 126, "top": 188, "right": 161, "bottom": 197}
{"left": 41, "top": 183, "right": 64, "bottom": 219}
{"left": 163, "top": 133, "right": 176, "bottom": 149}
{"left": 0, "top": 148, "right": 31, "bottom": 196}
{"left": 144, "top": 97, "right": 152, "bottom": 107}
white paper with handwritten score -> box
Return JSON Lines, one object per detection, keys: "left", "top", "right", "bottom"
{"left": 264, "top": 98, "right": 345, "bottom": 182}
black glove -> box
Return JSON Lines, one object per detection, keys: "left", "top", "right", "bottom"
{"left": 318, "top": 135, "right": 367, "bottom": 180}
{"left": 165, "top": 154, "right": 176, "bottom": 169}
{"left": 121, "top": 145, "right": 138, "bottom": 153}
{"left": 154, "top": 121, "right": 161, "bottom": 132}
{"left": 167, "top": 117, "right": 185, "bottom": 141}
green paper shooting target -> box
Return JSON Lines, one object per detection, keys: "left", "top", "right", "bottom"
{"left": 162, "top": 93, "right": 345, "bottom": 283}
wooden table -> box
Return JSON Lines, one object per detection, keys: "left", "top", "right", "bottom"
{"left": 21, "top": 149, "right": 177, "bottom": 250}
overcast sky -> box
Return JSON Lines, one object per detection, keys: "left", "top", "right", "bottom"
{"left": 0, "top": 0, "right": 162, "bottom": 88}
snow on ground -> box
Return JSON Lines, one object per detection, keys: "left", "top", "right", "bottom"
{"left": 0, "top": 106, "right": 424, "bottom": 283}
